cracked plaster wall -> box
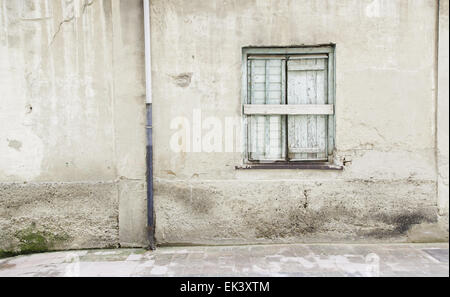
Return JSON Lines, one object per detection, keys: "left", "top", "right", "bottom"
{"left": 0, "top": 0, "right": 147, "bottom": 252}
{"left": 0, "top": 0, "right": 448, "bottom": 251}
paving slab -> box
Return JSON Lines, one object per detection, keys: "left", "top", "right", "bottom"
{"left": 0, "top": 244, "right": 448, "bottom": 277}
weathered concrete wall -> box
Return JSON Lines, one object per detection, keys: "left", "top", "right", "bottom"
{"left": 0, "top": 0, "right": 448, "bottom": 253}
{"left": 438, "top": 0, "right": 449, "bottom": 224}
{"left": 0, "top": 0, "right": 147, "bottom": 254}
{"left": 151, "top": 0, "right": 448, "bottom": 245}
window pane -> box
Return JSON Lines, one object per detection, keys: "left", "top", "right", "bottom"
{"left": 248, "top": 59, "right": 286, "bottom": 161}
{"left": 249, "top": 115, "right": 286, "bottom": 161}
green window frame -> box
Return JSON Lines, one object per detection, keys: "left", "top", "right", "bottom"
{"left": 241, "top": 46, "right": 336, "bottom": 167}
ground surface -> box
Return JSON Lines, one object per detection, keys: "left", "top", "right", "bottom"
{"left": 0, "top": 243, "right": 448, "bottom": 277}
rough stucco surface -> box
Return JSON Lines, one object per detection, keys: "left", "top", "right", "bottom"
{"left": 0, "top": 182, "right": 119, "bottom": 251}
{"left": 151, "top": 0, "right": 448, "bottom": 245}
{"left": 0, "top": 0, "right": 448, "bottom": 252}
{"left": 438, "top": 0, "right": 449, "bottom": 224}
{"left": 0, "top": 0, "right": 147, "bottom": 253}
{"left": 155, "top": 179, "right": 441, "bottom": 245}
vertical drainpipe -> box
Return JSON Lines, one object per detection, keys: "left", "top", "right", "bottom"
{"left": 143, "top": 0, "right": 155, "bottom": 250}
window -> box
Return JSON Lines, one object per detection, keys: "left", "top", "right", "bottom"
{"left": 242, "top": 46, "right": 337, "bottom": 169}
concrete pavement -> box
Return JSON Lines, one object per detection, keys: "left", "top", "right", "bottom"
{"left": 0, "top": 243, "right": 448, "bottom": 277}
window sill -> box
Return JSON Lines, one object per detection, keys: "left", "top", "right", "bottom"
{"left": 235, "top": 163, "right": 344, "bottom": 171}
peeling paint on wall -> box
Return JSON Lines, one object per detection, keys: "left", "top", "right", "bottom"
{"left": 171, "top": 72, "right": 193, "bottom": 88}
{"left": 7, "top": 139, "right": 22, "bottom": 151}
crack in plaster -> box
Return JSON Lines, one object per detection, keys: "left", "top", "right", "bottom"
{"left": 49, "top": 0, "right": 95, "bottom": 47}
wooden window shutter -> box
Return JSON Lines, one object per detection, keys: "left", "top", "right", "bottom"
{"left": 287, "top": 57, "right": 329, "bottom": 161}
{"left": 244, "top": 48, "right": 335, "bottom": 164}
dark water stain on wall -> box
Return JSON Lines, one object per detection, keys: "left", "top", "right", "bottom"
{"left": 364, "top": 211, "right": 438, "bottom": 239}
{"left": 246, "top": 205, "right": 438, "bottom": 240}
{"left": 155, "top": 183, "right": 217, "bottom": 215}
{"left": 7, "top": 139, "right": 22, "bottom": 152}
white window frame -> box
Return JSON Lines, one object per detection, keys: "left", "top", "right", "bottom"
{"left": 241, "top": 46, "right": 336, "bottom": 167}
